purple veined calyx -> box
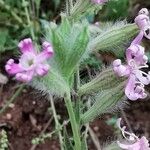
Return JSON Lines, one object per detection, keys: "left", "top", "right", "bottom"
{"left": 5, "top": 38, "right": 54, "bottom": 82}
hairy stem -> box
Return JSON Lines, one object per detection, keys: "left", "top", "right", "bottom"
{"left": 49, "top": 95, "right": 64, "bottom": 150}
{"left": 64, "top": 93, "right": 81, "bottom": 150}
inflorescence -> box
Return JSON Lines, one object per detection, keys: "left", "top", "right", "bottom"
{"left": 113, "top": 8, "right": 150, "bottom": 101}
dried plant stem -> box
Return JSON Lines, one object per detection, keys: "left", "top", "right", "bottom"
{"left": 64, "top": 93, "right": 81, "bottom": 150}
{"left": 49, "top": 95, "right": 64, "bottom": 150}
{"left": 30, "top": 116, "right": 53, "bottom": 150}
{"left": 0, "top": 85, "right": 24, "bottom": 114}
{"left": 89, "top": 127, "right": 102, "bottom": 150}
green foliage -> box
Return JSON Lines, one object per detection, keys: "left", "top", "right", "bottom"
{"left": 0, "top": 130, "right": 8, "bottom": 150}
{"left": 81, "top": 82, "right": 125, "bottom": 124}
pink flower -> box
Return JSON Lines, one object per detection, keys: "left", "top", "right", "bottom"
{"left": 92, "top": 0, "right": 108, "bottom": 4}
{"left": 113, "top": 8, "right": 150, "bottom": 101}
{"left": 5, "top": 38, "right": 53, "bottom": 82}
{"left": 117, "top": 118, "right": 150, "bottom": 150}
{"left": 113, "top": 32, "right": 150, "bottom": 100}
{"left": 134, "top": 8, "right": 150, "bottom": 39}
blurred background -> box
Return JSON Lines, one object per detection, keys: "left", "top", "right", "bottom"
{"left": 0, "top": 0, "right": 150, "bottom": 149}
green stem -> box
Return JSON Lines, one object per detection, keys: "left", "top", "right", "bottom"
{"left": 22, "top": 0, "right": 35, "bottom": 40}
{"left": 64, "top": 93, "right": 81, "bottom": 150}
{"left": 0, "top": 85, "right": 24, "bottom": 114}
{"left": 49, "top": 95, "right": 64, "bottom": 150}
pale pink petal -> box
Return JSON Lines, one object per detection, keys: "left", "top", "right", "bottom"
{"left": 126, "top": 44, "right": 146, "bottom": 65}
{"left": 140, "top": 136, "right": 150, "bottom": 150}
{"left": 35, "top": 64, "right": 50, "bottom": 76}
{"left": 133, "top": 70, "right": 150, "bottom": 85}
{"left": 138, "top": 8, "right": 149, "bottom": 16}
{"left": 134, "top": 14, "right": 149, "bottom": 30}
{"left": 113, "top": 59, "right": 130, "bottom": 77}
{"left": 37, "top": 41, "right": 54, "bottom": 63}
{"left": 117, "top": 141, "right": 131, "bottom": 149}
{"left": 18, "top": 38, "right": 35, "bottom": 53}
{"left": 15, "top": 71, "right": 34, "bottom": 82}
{"left": 5, "top": 59, "right": 24, "bottom": 75}
{"left": 125, "top": 75, "right": 147, "bottom": 101}
{"left": 131, "top": 31, "right": 144, "bottom": 45}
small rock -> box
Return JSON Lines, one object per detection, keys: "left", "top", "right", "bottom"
{"left": 6, "top": 113, "right": 12, "bottom": 120}
{"left": 9, "top": 103, "right": 15, "bottom": 108}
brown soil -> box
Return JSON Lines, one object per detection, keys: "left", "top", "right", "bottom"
{"left": 0, "top": 81, "right": 150, "bottom": 150}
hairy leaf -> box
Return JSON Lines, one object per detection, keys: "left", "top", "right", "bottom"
{"left": 88, "top": 23, "right": 139, "bottom": 57}
{"left": 81, "top": 83, "right": 126, "bottom": 124}
{"left": 78, "top": 68, "right": 125, "bottom": 96}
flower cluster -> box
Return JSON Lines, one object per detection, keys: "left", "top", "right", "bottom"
{"left": 117, "top": 118, "right": 150, "bottom": 150}
{"left": 5, "top": 38, "right": 53, "bottom": 82}
{"left": 113, "top": 8, "right": 150, "bottom": 101}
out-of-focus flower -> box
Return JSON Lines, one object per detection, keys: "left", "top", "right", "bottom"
{"left": 113, "top": 8, "right": 150, "bottom": 101}
{"left": 5, "top": 38, "right": 53, "bottom": 82}
{"left": 134, "top": 8, "right": 150, "bottom": 39}
{"left": 117, "top": 118, "right": 150, "bottom": 150}
{"left": 92, "top": 0, "right": 108, "bottom": 4}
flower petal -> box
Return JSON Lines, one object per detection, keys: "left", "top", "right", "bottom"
{"left": 125, "top": 75, "right": 147, "bottom": 101}
{"left": 117, "top": 141, "right": 130, "bottom": 149}
{"left": 5, "top": 59, "right": 24, "bottom": 75}
{"left": 126, "top": 44, "right": 146, "bottom": 65}
{"left": 37, "top": 41, "right": 54, "bottom": 63}
{"left": 36, "top": 64, "right": 50, "bottom": 76}
{"left": 133, "top": 70, "right": 150, "bottom": 85}
{"left": 18, "top": 38, "right": 35, "bottom": 53}
{"left": 134, "top": 14, "right": 149, "bottom": 31}
{"left": 113, "top": 59, "right": 130, "bottom": 77}
{"left": 15, "top": 70, "right": 34, "bottom": 82}
{"left": 131, "top": 31, "right": 144, "bottom": 45}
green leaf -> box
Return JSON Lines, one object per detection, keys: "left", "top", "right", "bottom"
{"left": 81, "top": 82, "right": 126, "bottom": 124}
{"left": 88, "top": 23, "right": 139, "bottom": 57}
{"left": 32, "top": 68, "right": 70, "bottom": 97}
{"left": 78, "top": 68, "right": 125, "bottom": 96}
{"left": 63, "top": 26, "right": 89, "bottom": 78}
